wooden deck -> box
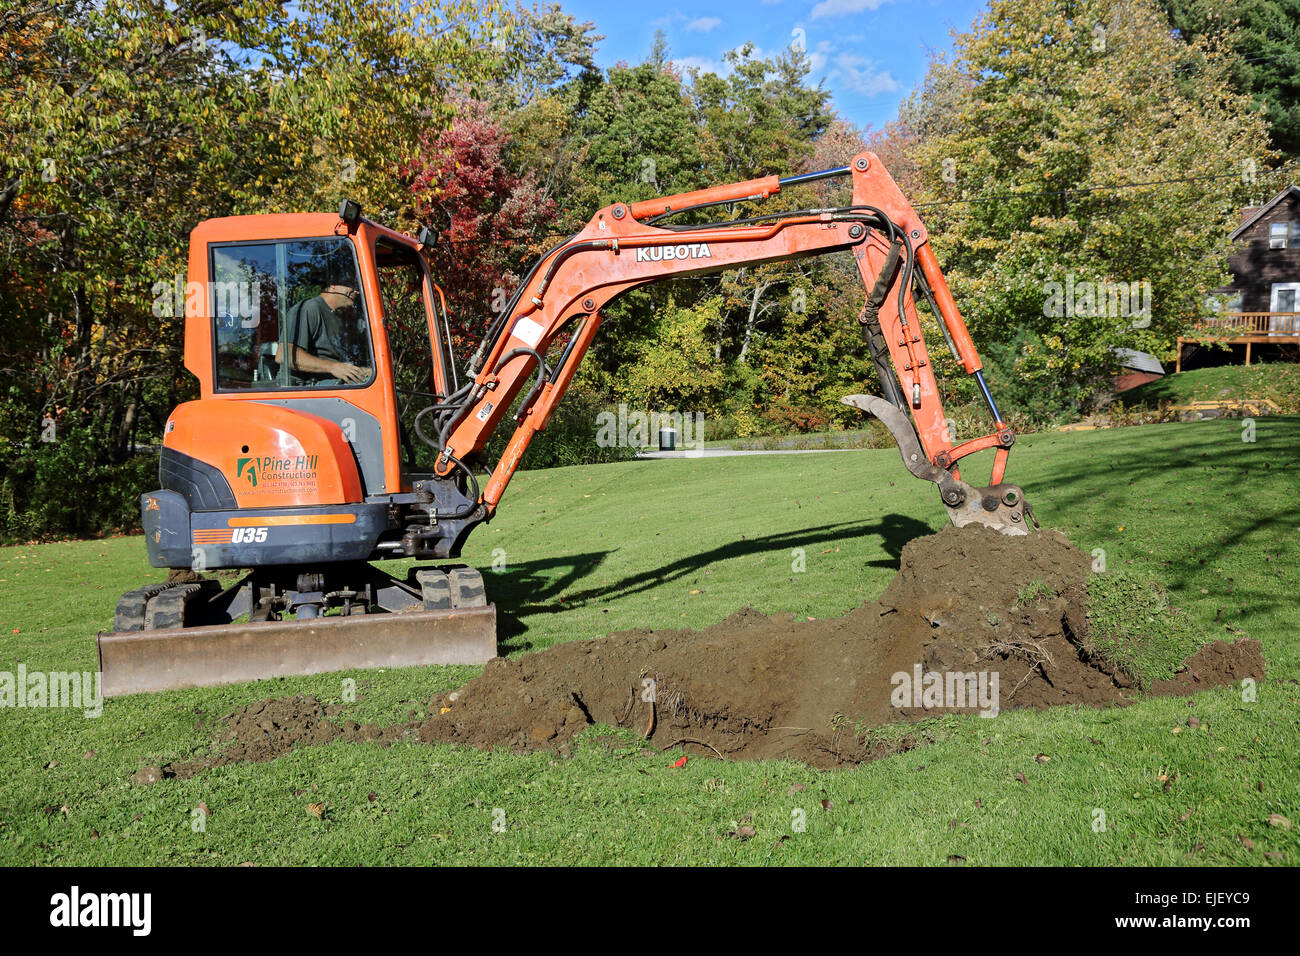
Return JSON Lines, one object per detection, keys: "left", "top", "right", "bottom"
{"left": 1176, "top": 312, "right": 1300, "bottom": 371}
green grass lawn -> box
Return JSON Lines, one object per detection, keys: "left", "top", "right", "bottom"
{"left": 1, "top": 418, "right": 1297, "bottom": 865}
{"left": 1125, "top": 363, "right": 1300, "bottom": 413}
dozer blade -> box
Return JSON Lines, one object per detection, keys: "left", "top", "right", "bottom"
{"left": 841, "top": 393, "right": 1036, "bottom": 536}
{"left": 97, "top": 605, "right": 496, "bottom": 698}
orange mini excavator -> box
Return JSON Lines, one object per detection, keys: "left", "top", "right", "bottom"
{"left": 98, "top": 152, "right": 1035, "bottom": 695}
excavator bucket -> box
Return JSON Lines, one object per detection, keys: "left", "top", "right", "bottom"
{"left": 97, "top": 566, "right": 497, "bottom": 697}
{"left": 841, "top": 394, "right": 1037, "bottom": 536}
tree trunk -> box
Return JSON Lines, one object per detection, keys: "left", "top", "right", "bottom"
{"left": 738, "top": 280, "right": 770, "bottom": 364}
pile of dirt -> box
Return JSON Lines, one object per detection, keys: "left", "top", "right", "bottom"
{"left": 135, "top": 524, "right": 1266, "bottom": 775}
{"left": 148, "top": 695, "right": 403, "bottom": 781}
{"left": 412, "top": 524, "right": 1261, "bottom": 767}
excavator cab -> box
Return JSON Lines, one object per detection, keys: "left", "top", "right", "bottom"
{"left": 99, "top": 207, "right": 496, "bottom": 697}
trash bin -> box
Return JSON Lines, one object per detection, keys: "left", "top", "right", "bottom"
{"left": 658, "top": 425, "right": 677, "bottom": 451}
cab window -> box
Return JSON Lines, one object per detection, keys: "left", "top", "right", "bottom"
{"left": 211, "top": 237, "right": 374, "bottom": 390}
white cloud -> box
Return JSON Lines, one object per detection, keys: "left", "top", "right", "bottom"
{"left": 673, "top": 44, "right": 767, "bottom": 79}
{"left": 811, "top": 0, "right": 892, "bottom": 18}
{"left": 686, "top": 16, "right": 723, "bottom": 32}
{"left": 831, "top": 51, "right": 898, "bottom": 96}
{"left": 808, "top": 39, "right": 834, "bottom": 74}
{"left": 672, "top": 55, "right": 727, "bottom": 76}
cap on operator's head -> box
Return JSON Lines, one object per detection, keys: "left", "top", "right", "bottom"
{"left": 321, "top": 242, "right": 359, "bottom": 291}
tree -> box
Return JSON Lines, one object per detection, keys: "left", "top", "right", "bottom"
{"left": 1158, "top": 0, "right": 1300, "bottom": 156}
{"left": 911, "top": 0, "right": 1271, "bottom": 414}
{"left": 407, "top": 98, "right": 556, "bottom": 350}
{"left": 690, "top": 43, "right": 834, "bottom": 183}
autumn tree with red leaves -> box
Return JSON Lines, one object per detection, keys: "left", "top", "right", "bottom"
{"left": 407, "top": 99, "right": 556, "bottom": 352}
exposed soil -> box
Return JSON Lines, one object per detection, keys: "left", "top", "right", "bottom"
{"left": 140, "top": 524, "right": 1266, "bottom": 776}
{"left": 143, "top": 696, "right": 404, "bottom": 782}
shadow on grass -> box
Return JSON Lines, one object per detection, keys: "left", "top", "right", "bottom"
{"left": 1025, "top": 417, "right": 1298, "bottom": 631}
{"left": 490, "top": 512, "right": 932, "bottom": 653}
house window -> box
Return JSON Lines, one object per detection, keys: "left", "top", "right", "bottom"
{"left": 1269, "top": 222, "right": 1300, "bottom": 249}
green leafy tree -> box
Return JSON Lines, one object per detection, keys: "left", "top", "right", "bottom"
{"left": 1158, "top": 0, "right": 1300, "bottom": 156}
{"left": 912, "top": 0, "right": 1271, "bottom": 414}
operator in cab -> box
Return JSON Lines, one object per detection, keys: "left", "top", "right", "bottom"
{"left": 285, "top": 283, "right": 371, "bottom": 386}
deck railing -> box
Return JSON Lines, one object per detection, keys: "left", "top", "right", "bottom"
{"left": 1192, "top": 312, "right": 1300, "bottom": 336}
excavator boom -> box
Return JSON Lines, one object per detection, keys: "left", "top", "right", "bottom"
{"left": 426, "top": 151, "right": 1031, "bottom": 549}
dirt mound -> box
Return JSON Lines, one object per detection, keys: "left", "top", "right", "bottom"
{"left": 1150, "top": 640, "right": 1267, "bottom": 694}
{"left": 163, "top": 695, "right": 403, "bottom": 779}
{"left": 413, "top": 525, "right": 1262, "bottom": 767}
{"left": 136, "top": 524, "right": 1266, "bottom": 775}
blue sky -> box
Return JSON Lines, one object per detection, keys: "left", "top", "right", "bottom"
{"left": 554, "top": 0, "right": 989, "bottom": 132}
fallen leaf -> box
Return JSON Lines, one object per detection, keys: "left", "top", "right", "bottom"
{"left": 1034, "top": 753, "right": 1050, "bottom": 763}
{"left": 947, "top": 854, "right": 966, "bottom": 864}
{"left": 1187, "top": 717, "right": 1200, "bottom": 729}
{"left": 733, "top": 825, "right": 756, "bottom": 840}
{"left": 786, "top": 783, "right": 807, "bottom": 795}
{"left": 1238, "top": 834, "right": 1255, "bottom": 851}
{"left": 821, "top": 799, "right": 833, "bottom": 811}
{"left": 1015, "top": 772, "right": 1027, "bottom": 784}
{"left": 305, "top": 802, "right": 325, "bottom": 819}
{"left": 367, "top": 792, "right": 377, "bottom": 802}
{"left": 1268, "top": 813, "right": 1291, "bottom": 830}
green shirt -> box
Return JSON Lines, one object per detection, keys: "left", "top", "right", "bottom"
{"left": 286, "top": 296, "right": 368, "bottom": 385}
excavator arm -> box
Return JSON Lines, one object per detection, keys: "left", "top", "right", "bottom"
{"left": 412, "top": 150, "right": 1035, "bottom": 556}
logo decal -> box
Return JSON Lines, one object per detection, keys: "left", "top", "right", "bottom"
{"left": 234, "top": 454, "right": 319, "bottom": 494}
{"left": 636, "top": 243, "right": 712, "bottom": 263}
{"left": 236, "top": 457, "right": 258, "bottom": 487}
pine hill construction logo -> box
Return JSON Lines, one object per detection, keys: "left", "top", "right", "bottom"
{"left": 891, "top": 665, "right": 1000, "bottom": 717}
{"left": 236, "top": 454, "right": 318, "bottom": 491}
{"left": 49, "top": 887, "right": 151, "bottom": 936}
